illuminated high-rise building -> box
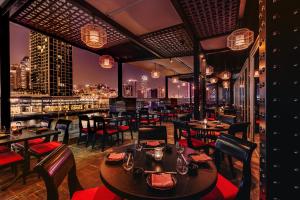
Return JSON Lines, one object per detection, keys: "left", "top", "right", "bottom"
{"left": 30, "top": 31, "right": 72, "bottom": 96}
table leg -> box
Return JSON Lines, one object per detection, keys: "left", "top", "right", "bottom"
{"left": 23, "top": 141, "right": 29, "bottom": 184}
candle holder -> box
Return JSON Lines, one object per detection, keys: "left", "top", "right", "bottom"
{"left": 154, "top": 147, "right": 164, "bottom": 161}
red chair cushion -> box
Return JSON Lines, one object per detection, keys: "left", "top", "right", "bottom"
{"left": 118, "top": 125, "right": 129, "bottom": 132}
{"left": 30, "top": 141, "right": 61, "bottom": 155}
{"left": 140, "top": 120, "right": 149, "bottom": 124}
{"left": 130, "top": 119, "right": 136, "bottom": 122}
{"left": 0, "top": 151, "right": 23, "bottom": 166}
{"left": 179, "top": 138, "right": 206, "bottom": 148}
{"left": 208, "top": 117, "right": 216, "bottom": 121}
{"left": 72, "top": 186, "right": 120, "bottom": 200}
{"left": 214, "top": 131, "right": 221, "bottom": 137}
{"left": 96, "top": 129, "right": 118, "bottom": 135}
{"left": 81, "top": 128, "right": 94, "bottom": 134}
{"left": 201, "top": 174, "right": 238, "bottom": 200}
{"left": 0, "top": 145, "right": 9, "bottom": 153}
{"left": 15, "top": 138, "right": 45, "bottom": 148}
{"left": 152, "top": 118, "right": 160, "bottom": 122}
{"left": 182, "top": 129, "right": 197, "bottom": 137}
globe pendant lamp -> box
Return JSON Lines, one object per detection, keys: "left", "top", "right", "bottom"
{"left": 151, "top": 63, "right": 160, "bottom": 79}
{"left": 227, "top": 28, "right": 254, "bottom": 51}
{"left": 99, "top": 55, "right": 114, "bottom": 69}
{"left": 172, "top": 76, "right": 178, "bottom": 84}
{"left": 221, "top": 71, "right": 231, "bottom": 80}
{"left": 81, "top": 18, "right": 107, "bottom": 49}
{"left": 254, "top": 70, "right": 259, "bottom": 78}
{"left": 222, "top": 80, "right": 230, "bottom": 89}
{"left": 206, "top": 65, "right": 214, "bottom": 76}
{"left": 209, "top": 77, "right": 218, "bottom": 84}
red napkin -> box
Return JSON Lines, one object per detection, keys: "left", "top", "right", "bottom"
{"left": 191, "top": 153, "right": 212, "bottom": 163}
{"left": 38, "top": 127, "right": 48, "bottom": 131}
{"left": 146, "top": 141, "right": 160, "bottom": 147}
{"left": 151, "top": 173, "right": 173, "bottom": 188}
{"left": 108, "top": 152, "right": 125, "bottom": 161}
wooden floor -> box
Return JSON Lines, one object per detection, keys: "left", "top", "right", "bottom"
{"left": 0, "top": 122, "right": 259, "bottom": 200}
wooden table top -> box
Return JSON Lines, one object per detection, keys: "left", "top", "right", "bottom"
{"left": 100, "top": 144, "right": 217, "bottom": 200}
{"left": 188, "top": 120, "right": 230, "bottom": 131}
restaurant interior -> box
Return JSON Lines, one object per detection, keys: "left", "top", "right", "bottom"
{"left": 0, "top": 0, "right": 299, "bottom": 199}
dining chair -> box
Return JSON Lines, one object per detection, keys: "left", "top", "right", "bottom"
{"left": 228, "top": 122, "right": 250, "bottom": 141}
{"left": 172, "top": 121, "right": 207, "bottom": 151}
{"left": 34, "top": 145, "right": 120, "bottom": 200}
{"left": 92, "top": 116, "right": 119, "bottom": 151}
{"left": 201, "top": 134, "right": 257, "bottom": 200}
{"left": 118, "top": 112, "right": 133, "bottom": 142}
{"left": 29, "top": 119, "right": 71, "bottom": 159}
{"left": 77, "top": 115, "right": 94, "bottom": 146}
{"left": 138, "top": 126, "right": 167, "bottom": 144}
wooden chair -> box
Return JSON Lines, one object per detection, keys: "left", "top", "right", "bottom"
{"left": 34, "top": 145, "right": 120, "bottom": 200}
{"left": 172, "top": 120, "right": 207, "bottom": 151}
{"left": 118, "top": 113, "right": 133, "bottom": 143}
{"left": 138, "top": 126, "right": 167, "bottom": 144}
{"left": 29, "top": 119, "right": 71, "bottom": 159}
{"left": 201, "top": 134, "right": 257, "bottom": 200}
{"left": 92, "top": 116, "right": 119, "bottom": 151}
{"left": 77, "top": 115, "right": 94, "bottom": 146}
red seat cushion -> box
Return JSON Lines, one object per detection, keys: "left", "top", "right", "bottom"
{"left": 0, "top": 151, "right": 23, "bottom": 166}
{"left": 130, "top": 119, "right": 136, "bottom": 122}
{"left": 182, "top": 129, "right": 197, "bottom": 137}
{"left": 81, "top": 128, "right": 94, "bottom": 134}
{"left": 118, "top": 125, "right": 129, "bottom": 132}
{"left": 152, "top": 118, "right": 160, "bottom": 122}
{"left": 0, "top": 145, "right": 9, "bottom": 153}
{"left": 15, "top": 138, "right": 45, "bottom": 148}
{"left": 140, "top": 120, "right": 149, "bottom": 124}
{"left": 201, "top": 174, "right": 238, "bottom": 200}
{"left": 208, "top": 117, "right": 216, "bottom": 121}
{"left": 214, "top": 131, "right": 221, "bottom": 137}
{"left": 96, "top": 129, "right": 118, "bottom": 135}
{"left": 72, "top": 186, "right": 120, "bottom": 200}
{"left": 30, "top": 141, "right": 61, "bottom": 155}
{"left": 179, "top": 138, "right": 206, "bottom": 148}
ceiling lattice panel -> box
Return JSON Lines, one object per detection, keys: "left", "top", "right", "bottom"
{"left": 141, "top": 24, "right": 193, "bottom": 58}
{"left": 12, "top": 0, "right": 128, "bottom": 50}
{"left": 177, "top": 0, "right": 240, "bottom": 38}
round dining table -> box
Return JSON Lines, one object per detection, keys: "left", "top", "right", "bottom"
{"left": 188, "top": 120, "right": 230, "bottom": 132}
{"left": 99, "top": 144, "right": 217, "bottom": 200}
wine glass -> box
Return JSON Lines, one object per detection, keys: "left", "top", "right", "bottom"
{"left": 175, "top": 141, "right": 184, "bottom": 154}
{"left": 176, "top": 156, "right": 188, "bottom": 175}
{"left": 134, "top": 140, "right": 143, "bottom": 152}
{"left": 122, "top": 153, "right": 134, "bottom": 172}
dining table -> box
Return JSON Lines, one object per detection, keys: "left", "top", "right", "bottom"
{"left": 188, "top": 120, "right": 230, "bottom": 132}
{"left": 0, "top": 128, "right": 60, "bottom": 187}
{"left": 100, "top": 144, "right": 217, "bottom": 200}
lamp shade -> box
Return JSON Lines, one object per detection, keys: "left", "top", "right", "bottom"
{"left": 151, "top": 70, "right": 160, "bottom": 79}
{"left": 254, "top": 70, "right": 259, "bottom": 78}
{"left": 99, "top": 55, "right": 114, "bottom": 69}
{"left": 172, "top": 77, "right": 178, "bottom": 83}
{"left": 227, "top": 28, "right": 254, "bottom": 51}
{"left": 209, "top": 77, "right": 218, "bottom": 84}
{"left": 81, "top": 23, "right": 107, "bottom": 49}
{"left": 220, "top": 71, "right": 231, "bottom": 80}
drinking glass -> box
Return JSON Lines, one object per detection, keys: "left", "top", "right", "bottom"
{"left": 176, "top": 156, "right": 188, "bottom": 175}
{"left": 122, "top": 153, "right": 134, "bottom": 171}
{"left": 134, "top": 140, "right": 143, "bottom": 152}
{"left": 175, "top": 141, "right": 184, "bottom": 154}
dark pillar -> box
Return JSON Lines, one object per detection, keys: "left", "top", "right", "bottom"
{"left": 165, "top": 76, "right": 168, "bottom": 99}
{"left": 117, "top": 61, "right": 122, "bottom": 98}
{"left": 200, "top": 62, "right": 206, "bottom": 119}
{"left": 193, "top": 39, "right": 200, "bottom": 120}
{"left": 229, "top": 80, "right": 234, "bottom": 105}
{"left": 0, "top": 11, "right": 10, "bottom": 129}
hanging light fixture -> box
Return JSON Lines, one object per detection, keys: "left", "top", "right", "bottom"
{"left": 209, "top": 77, "right": 218, "bottom": 84}
{"left": 220, "top": 70, "right": 231, "bottom": 80}
{"left": 227, "top": 28, "right": 254, "bottom": 51}
{"left": 81, "top": 17, "right": 107, "bottom": 49}
{"left": 206, "top": 65, "right": 214, "bottom": 76}
{"left": 222, "top": 81, "right": 230, "bottom": 89}
{"left": 172, "top": 76, "right": 178, "bottom": 84}
{"left": 254, "top": 70, "right": 259, "bottom": 78}
{"left": 151, "top": 63, "right": 160, "bottom": 79}
{"left": 182, "top": 82, "right": 186, "bottom": 86}
{"left": 99, "top": 55, "right": 114, "bottom": 69}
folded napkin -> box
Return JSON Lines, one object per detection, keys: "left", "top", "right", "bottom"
{"left": 38, "top": 127, "right": 48, "bottom": 131}
{"left": 146, "top": 141, "right": 160, "bottom": 147}
{"left": 151, "top": 173, "right": 173, "bottom": 188}
{"left": 191, "top": 153, "right": 212, "bottom": 163}
{"left": 108, "top": 152, "right": 125, "bottom": 161}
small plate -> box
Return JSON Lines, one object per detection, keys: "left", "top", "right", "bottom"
{"left": 144, "top": 141, "right": 163, "bottom": 148}
{"left": 105, "top": 152, "right": 125, "bottom": 164}
{"left": 188, "top": 153, "right": 212, "bottom": 164}
{"left": 146, "top": 173, "right": 177, "bottom": 191}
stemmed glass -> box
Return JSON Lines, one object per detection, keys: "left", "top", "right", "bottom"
{"left": 176, "top": 156, "right": 188, "bottom": 175}
{"left": 122, "top": 153, "right": 134, "bottom": 172}
{"left": 175, "top": 141, "right": 184, "bottom": 154}
{"left": 134, "top": 140, "right": 143, "bottom": 152}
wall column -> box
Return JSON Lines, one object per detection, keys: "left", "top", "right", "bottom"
{"left": 117, "top": 61, "right": 122, "bottom": 98}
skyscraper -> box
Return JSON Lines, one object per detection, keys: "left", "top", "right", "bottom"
{"left": 30, "top": 31, "right": 72, "bottom": 96}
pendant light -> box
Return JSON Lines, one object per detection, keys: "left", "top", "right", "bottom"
{"left": 227, "top": 28, "right": 254, "bottom": 51}
{"left": 222, "top": 80, "right": 230, "bottom": 89}
{"left": 209, "top": 77, "right": 218, "bottom": 84}
{"left": 206, "top": 65, "right": 214, "bottom": 76}
{"left": 151, "top": 63, "right": 160, "bottom": 79}
{"left": 99, "top": 55, "right": 114, "bottom": 69}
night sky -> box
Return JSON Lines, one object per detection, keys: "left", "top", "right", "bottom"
{"left": 10, "top": 23, "right": 186, "bottom": 97}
